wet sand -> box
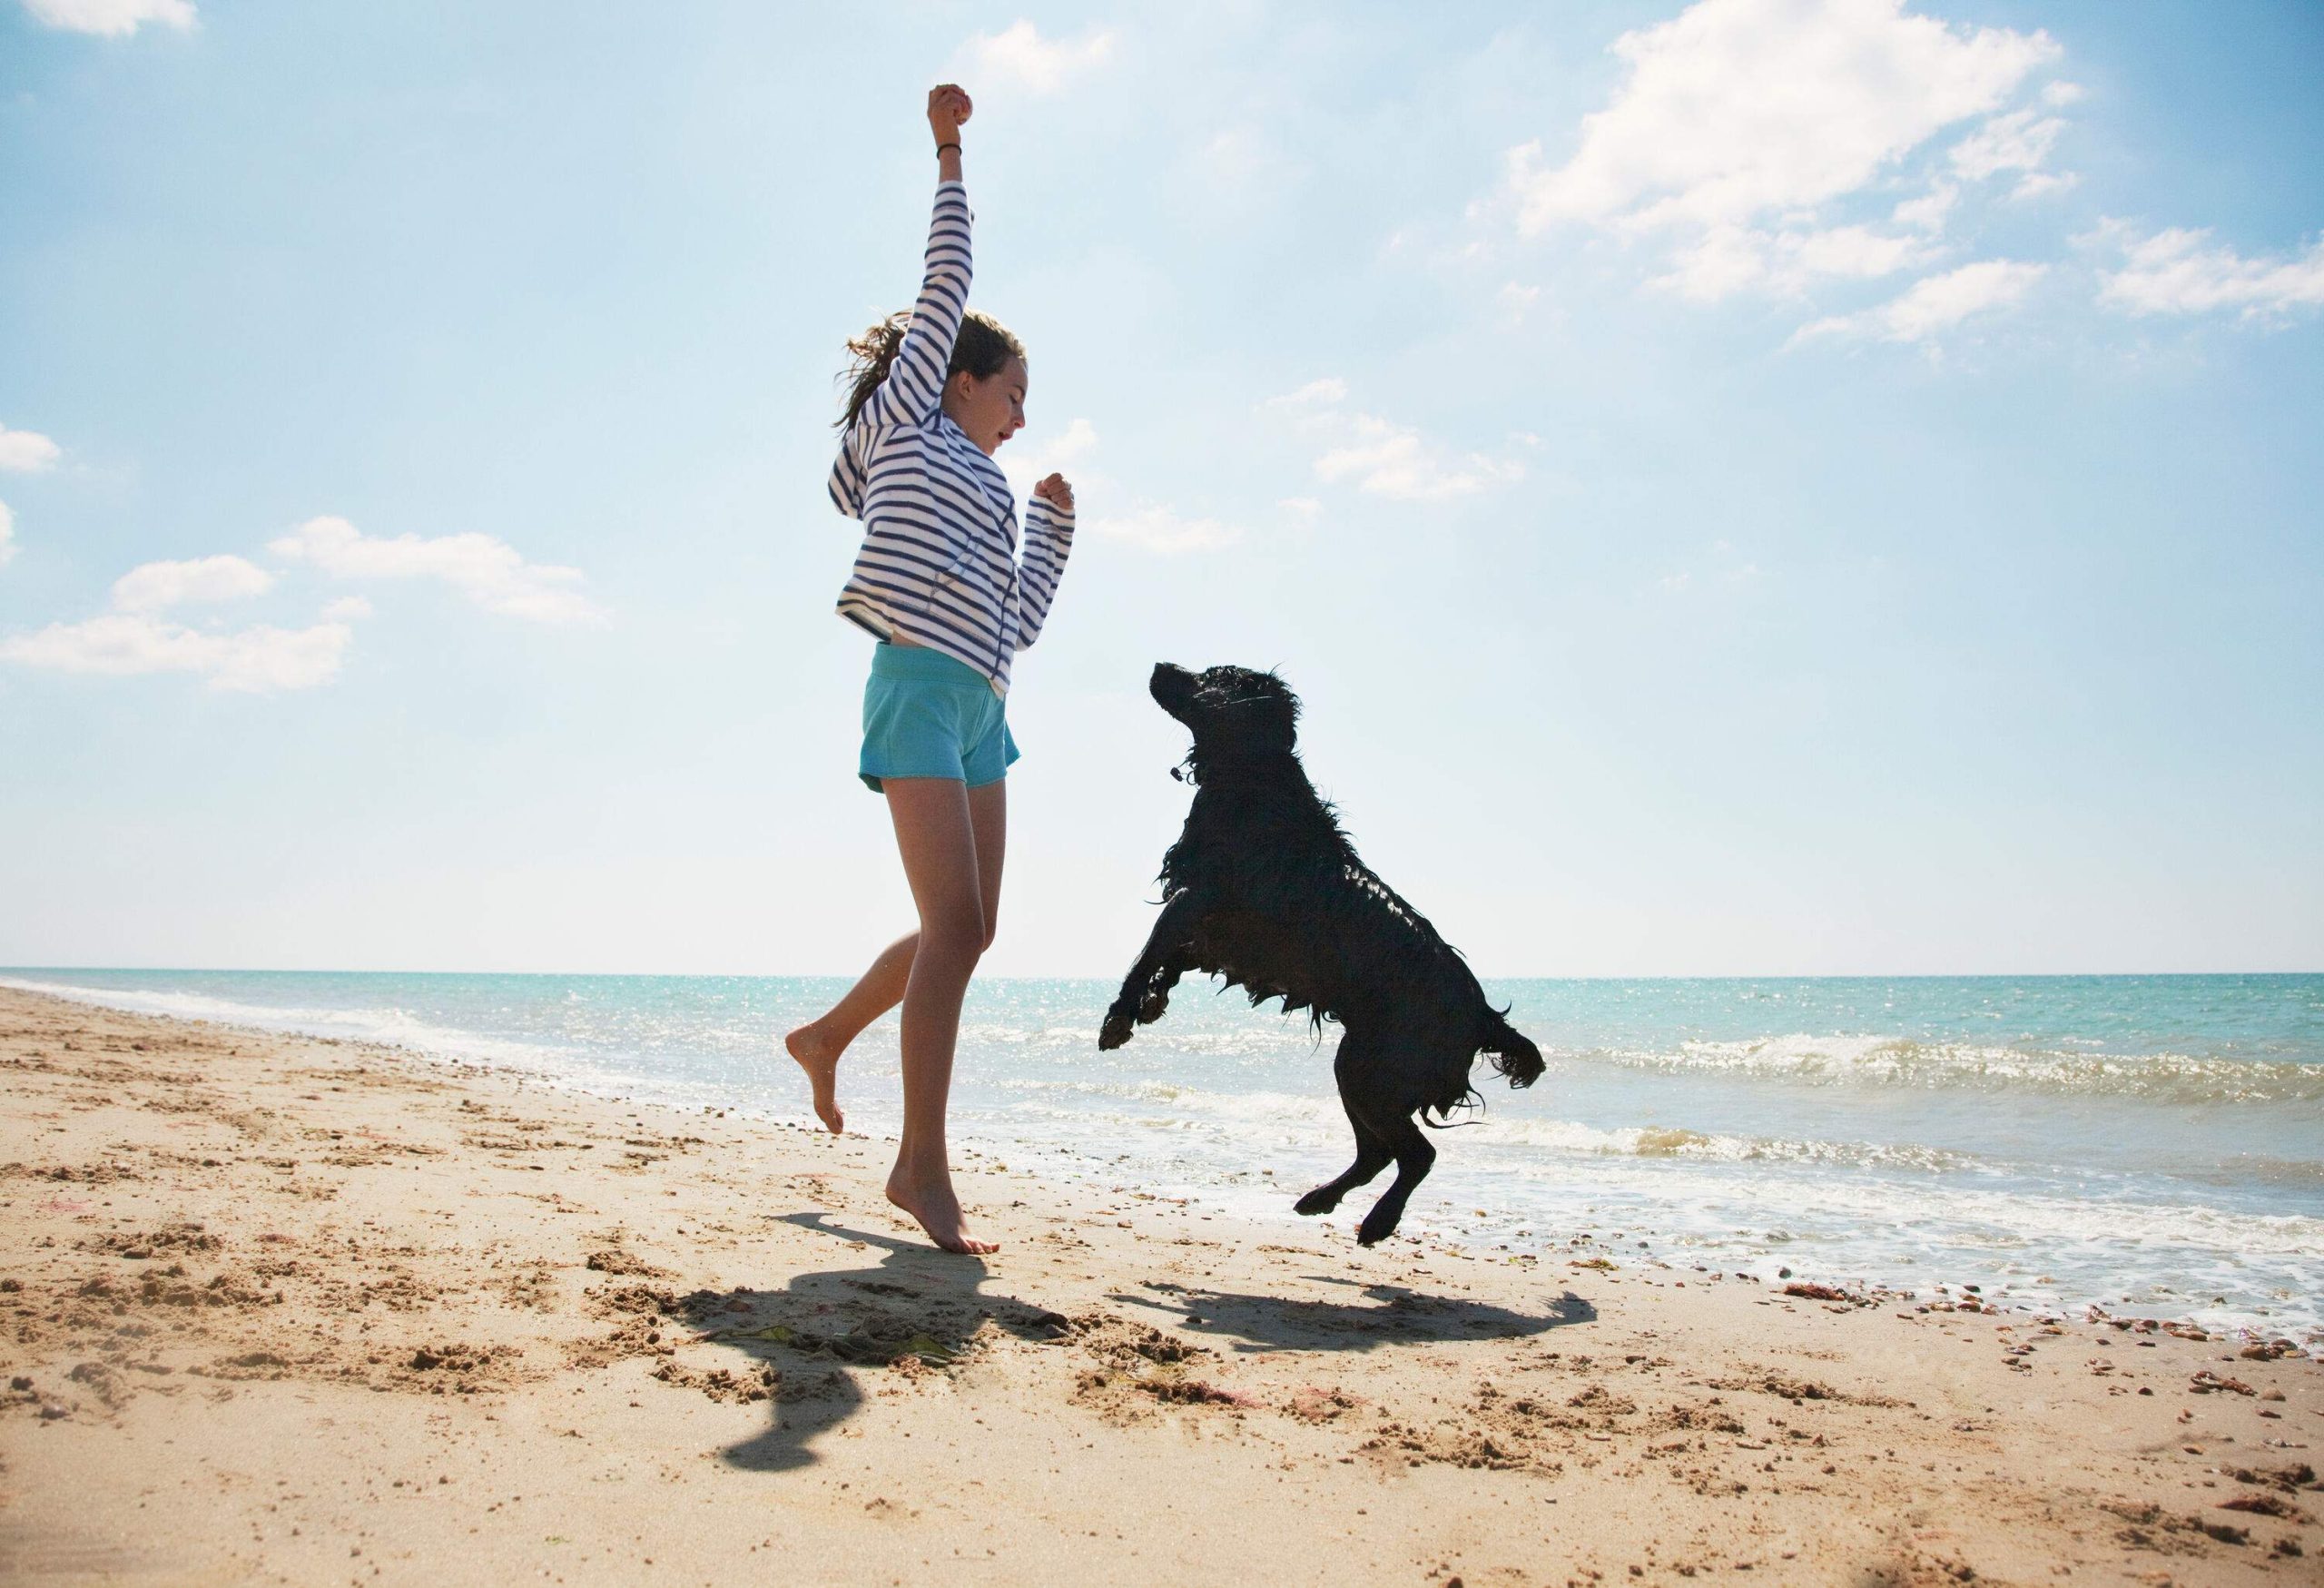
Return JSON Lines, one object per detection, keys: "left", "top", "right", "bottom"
{"left": 2, "top": 984, "right": 2319, "bottom": 1585}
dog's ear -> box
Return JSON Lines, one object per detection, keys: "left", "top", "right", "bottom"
{"left": 1255, "top": 689, "right": 1297, "bottom": 751}
{"left": 1264, "top": 670, "right": 1302, "bottom": 745}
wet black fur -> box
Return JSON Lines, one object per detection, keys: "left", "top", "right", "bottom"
{"left": 1099, "top": 663, "right": 1546, "bottom": 1246}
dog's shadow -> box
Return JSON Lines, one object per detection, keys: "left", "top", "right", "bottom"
{"left": 695, "top": 1213, "right": 1068, "bottom": 1473}
{"left": 1109, "top": 1273, "right": 1594, "bottom": 1354}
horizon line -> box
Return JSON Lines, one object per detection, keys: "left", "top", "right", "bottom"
{"left": 6, "top": 966, "right": 2321, "bottom": 982}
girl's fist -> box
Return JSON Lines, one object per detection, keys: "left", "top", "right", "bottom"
{"left": 928, "top": 84, "right": 972, "bottom": 144}
{"left": 1033, "top": 473, "right": 1075, "bottom": 514}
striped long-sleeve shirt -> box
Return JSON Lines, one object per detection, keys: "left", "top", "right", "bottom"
{"left": 828, "top": 178, "right": 1074, "bottom": 696}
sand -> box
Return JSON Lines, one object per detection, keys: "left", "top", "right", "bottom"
{"left": 1, "top": 984, "right": 2318, "bottom": 1586}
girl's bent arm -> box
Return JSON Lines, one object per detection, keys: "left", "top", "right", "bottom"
{"left": 1015, "top": 493, "right": 1075, "bottom": 649}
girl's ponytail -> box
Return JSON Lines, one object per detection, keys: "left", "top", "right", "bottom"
{"left": 835, "top": 310, "right": 1025, "bottom": 429}
{"left": 837, "top": 312, "right": 912, "bottom": 429}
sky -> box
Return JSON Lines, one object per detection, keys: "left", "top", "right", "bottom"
{"left": 1, "top": 0, "right": 2319, "bottom": 978}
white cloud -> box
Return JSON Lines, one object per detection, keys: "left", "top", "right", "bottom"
{"left": 1654, "top": 222, "right": 1925, "bottom": 301}
{"left": 2041, "top": 80, "right": 2085, "bottom": 107}
{"left": 0, "top": 500, "right": 15, "bottom": 568}
{"left": 1949, "top": 108, "right": 2064, "bottom": 181}
{"left": 999, "top": 416, "right": 1099, "bottom": 497}
{"left": 22, "top": 0, "right": 195, "bottom": 36}
{"left": 2009, "top": 170, "right": 2079, "bottom": 202}
{"left": 1891, "top": 182, "right": 1958, "bottom": 232}
{"left": 1089, "top": 504, "right": 1238, "bottom": 555}
{"left": 1485, "top": 0, "right": 2071, "bottom": 328}
{"left": 2096, "top": 227, "right": 2324, "bottom": 321}
{"left": 0, "top": 514, "right": 601, "bottom": 693}
{"left": 109, "top": 554, "right": 273, "bottom": 613}
{"left": 1278, "top": 497, "right": 1323, "bottom": 527}
{"left": 1313, "top": 417, "right": 1527, "bottom": 500}
{"left": 954, "top": 20, "right": 1112, "bottom": 94}
{"left": 0, "top": 424, "right": 62, "bottom": 472}
{"left": 1498, "top": 281, "right": 1544, "bottom": 325}
{"left": 268, "top": 516, "right": 600, "bottom": 624}
{"left": 0, "top": 612, "right": 350, "bottom": 693}
{"left": 1263, "top": 378, "right": 1349, "bottom": 413}
{"left": 998, "top": 419, "right": 1245, "bottom": 554}
{"left": 1793, "top": 258, "right": 2046, "bottom": 345}
{"left": 1502, "top": 0, "right": 2057, "bottom": 234}
{"left": 1266, "top": 380, "right": 1528, "bottom": 501}
{"left": 0, "top": 510, "right": 608, "bottom": 691}
{"left": 4, "top": 542, "right": 353, "bottom": 691}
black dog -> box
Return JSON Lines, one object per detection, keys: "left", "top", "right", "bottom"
{"left": 1099, "top": 663, "right": 1544, "bottom": 1246}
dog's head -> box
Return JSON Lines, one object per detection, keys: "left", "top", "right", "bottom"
{"left": 1149, "top": 663, "right": 1301, "bottom": 767}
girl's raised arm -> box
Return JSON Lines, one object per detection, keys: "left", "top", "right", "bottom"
{"left": 854, "top": 86, "right": 976, "bottom": 432}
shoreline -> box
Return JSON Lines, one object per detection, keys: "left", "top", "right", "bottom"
{"left": 4, "top": 984, "right": 2320, "bottom": 1584}
{"left": 5, "top": 970, "right": 2317, "bottom": 1346}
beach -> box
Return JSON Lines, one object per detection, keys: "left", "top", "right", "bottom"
{"left": 3, "top": 984, "right": 2319, "bottom": 1584}
{"left": 7, "top": 969, "right": 2317, "bottom": 1344}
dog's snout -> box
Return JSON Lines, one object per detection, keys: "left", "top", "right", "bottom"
{"left": 1149, "top": 662, "right": 1196, "bottom": 711}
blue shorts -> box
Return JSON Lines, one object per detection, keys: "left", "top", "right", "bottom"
{"left": 859, "top": 642, "right": 1019, "bottom": 793}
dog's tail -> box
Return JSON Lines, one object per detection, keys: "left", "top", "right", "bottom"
{"left": 1479, "top": 1008, "right": 1545, "bottom": 1089}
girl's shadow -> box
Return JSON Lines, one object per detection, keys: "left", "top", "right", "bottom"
{"left": 694, "top": 1213, "right": 1068, "bottom": 1473}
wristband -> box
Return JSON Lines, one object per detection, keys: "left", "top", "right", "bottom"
{"left": 936, "top": 141, "right": 961, "bottom": 155}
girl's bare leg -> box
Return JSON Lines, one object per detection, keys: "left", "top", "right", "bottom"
{"left": 786, "top": 783, "right": 1006, "bottom": 1181}
{"left": 786, "top": 933, "right": 914, "bottom": 1133}
{"left": 876, "top": 776, "right": 1005, "bottom": 1253}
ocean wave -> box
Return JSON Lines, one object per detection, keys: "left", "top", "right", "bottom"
{"left": 0, "top": 975, "right": 581, "bottom": 1073}
{"left": 988, "top": 1076, "right": 1984, "bottom": 1174}
{"left": 1574, "top": 1032, "right": 2324, "bottom": 1104}
{"left": 962, "top": 1021, "right": 1327, "bottom": 1060}
{"left": 993, "top": 1080, "right": 1340, "bottom": 1132}
{"left": 2156, "top": 1154, "right": 2324, "bottom": 1191}
{"left": 1464, "top": 1116, "right": 1983, "bottom": 1173}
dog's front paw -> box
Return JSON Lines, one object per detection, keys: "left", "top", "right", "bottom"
{"left": 1137, "top": 985, "right": 1170, "bottom": 1023}
{"left": 1355, "top": 1205, "right": 1403, "bottom": 1247}
{"left": 1098, "top": 1006, "right": 1136, "bottom": 1050}
{"left": 1292, "top": 1185, "right": 1342, "bottom": 1217}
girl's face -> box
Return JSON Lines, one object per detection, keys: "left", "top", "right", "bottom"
{"left": 945, "top": 356, "right": 1028, "bottom": 456}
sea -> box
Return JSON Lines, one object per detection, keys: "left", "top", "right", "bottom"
{"left": 5, "top": 969, "right": 2319, "bottom": 1346}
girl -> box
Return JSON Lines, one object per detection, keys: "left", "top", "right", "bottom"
{"left": 786, "top": 84, "right": 1076, "bottom": 1255}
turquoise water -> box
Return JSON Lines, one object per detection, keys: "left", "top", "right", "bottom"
{"left": 7, "top": 969, "right": 2319, "bottom": 1344}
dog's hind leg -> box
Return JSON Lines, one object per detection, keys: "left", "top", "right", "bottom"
{"left": 1354, "top": 1113, "right": 1436, "bottom": 1248}
{"left": 1293, "top": 1108, "right": 1393, "bottom": 1217}
{"left": 1294, "top": 1037, "right": 1393, "bottom": 1217}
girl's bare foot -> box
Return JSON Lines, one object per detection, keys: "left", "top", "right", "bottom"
{"left": 885, "top": 1161, "right": 997, "bottom": 1255}
{"left": 784, "top": 1023, "right": 845, "bottom": 1134}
